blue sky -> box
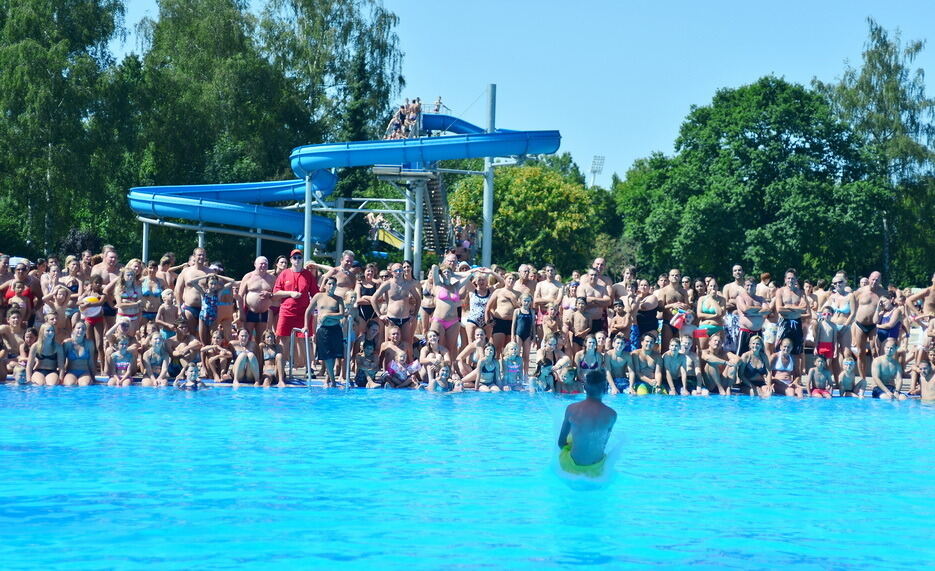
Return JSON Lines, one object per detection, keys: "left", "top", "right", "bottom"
{"left": 117, "top": 0, "right": 935, "bottom": 187}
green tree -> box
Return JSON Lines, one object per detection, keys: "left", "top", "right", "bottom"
{"left": 0, "top": 0, "right": 124, "bottom": 254}
{"left": 613, "top": 76, "right": 881, "bottom": 282}
{"left": 813, "top": 18, "right": 935, "bottom": 284}
{"left": 449, "top": 165, "right": 599, "bottom": 275}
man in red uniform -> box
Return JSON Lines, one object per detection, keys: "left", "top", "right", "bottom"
{"left": 273, "top": 249, "right": 319, "bottom": 368}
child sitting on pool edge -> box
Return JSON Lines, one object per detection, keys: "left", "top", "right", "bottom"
{"left": 557, "top": 370, "right": 617, "bottom": 478}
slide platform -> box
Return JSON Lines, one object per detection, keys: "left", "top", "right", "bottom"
{"left": 127, "top": 113, "right": 560, "bottom": 245}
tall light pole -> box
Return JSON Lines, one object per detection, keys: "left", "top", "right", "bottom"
{"left": 589, "top": 155, "right": 605, "bottom": 188}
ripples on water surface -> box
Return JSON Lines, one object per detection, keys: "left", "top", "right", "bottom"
{"left": 0, "top": 386, "right": 932, "bottom": 568}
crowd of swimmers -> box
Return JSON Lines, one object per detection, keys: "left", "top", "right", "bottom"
{"left": 1, "top": 247, "right": 935, "bottom": 400}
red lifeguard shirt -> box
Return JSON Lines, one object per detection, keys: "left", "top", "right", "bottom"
{"left": 273, "top": 268, "right": 318, "bottom": 337}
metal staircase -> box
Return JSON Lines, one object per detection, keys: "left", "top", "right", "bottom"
{"left": 422, "top": 175, "right": 450, "bottom": 254}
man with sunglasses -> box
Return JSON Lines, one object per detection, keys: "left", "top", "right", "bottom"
{"left": 273, "top": 249, "right": 319, "bottom": 369}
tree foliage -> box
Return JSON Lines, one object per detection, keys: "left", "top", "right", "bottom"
{"left": 613, "top": 76, "right": 888, "bottom": 282}
{"left": 449, "top": 166, "right": 603, "bottom": 275}
{"left": 0, "top": 0, "right": 404, "bottom": 276}
{"left": 813, "top": 18, "right": 935, "bottom": 284}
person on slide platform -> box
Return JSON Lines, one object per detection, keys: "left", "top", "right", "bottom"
{"left": 557, "top": 370, "right": 617, "bottom": 478}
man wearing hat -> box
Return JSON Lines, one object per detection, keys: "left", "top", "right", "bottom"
{"left": 273, "top": 249, "right": 319, "bottom": 368}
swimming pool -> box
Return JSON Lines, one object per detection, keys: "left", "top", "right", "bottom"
{"left": 1, "top": 386, "right": 932, "bottom": 568}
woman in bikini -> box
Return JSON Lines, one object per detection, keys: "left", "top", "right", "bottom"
{"left": 769, "top": 338, "right": 802, "bottom": 396}
{"left": 141, "top": 331, "right": 171, "bottom": 387}
{"left": 695, "top": 279, "right": 726, "bottom": 353}
{"left": 27, "top": 323, "right": 63, "bottom": 386}
{"left": 456, "top": 328, "right": 488, "bottom": 378}
{"left": 59, "top": 255, "right": 82, "bottom": 326}
{"left": 827, "top": 274, "right": 856, "bottom": 357}
{"left": 420, "top": 274, "right": 436, "bottom": 337}
{"left": 430, "top": 263, "right": 471, "bottom": 354}
{"left": 738, "top": 335, "right": 771, "bottom": 397}
{"left": 201, "top": 329, "right": 233, "bottom": 383}
{"left": 62, "top": 320, "right": 95, "bottom": 386}
{"left": 43, "top": 286, "right": 73, "bottom": 342}
{"left": 419, "top": 329, "right": 451, "bottom": 386}
{"left": 140, "top": 260, "right": 166, "bottom": 329}
{"left": 460, "top": 343, "right": 503, "bottom": 392}
{"left": 230, "top": 327, "right": 259, "bottom": 386}
{"left": 259, "top": 329, "right": 286, "bottom": 387}
{"left": 113, "top": 265, "right": 143, "bottom": 337}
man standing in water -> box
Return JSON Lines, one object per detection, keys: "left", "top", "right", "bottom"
{"left": 557, "top": 370, "right": 617, "bottom": 478}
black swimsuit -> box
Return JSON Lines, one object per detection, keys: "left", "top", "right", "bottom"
{"left": 358, "top": 283, "right": 377, "bottom": 321}
{"left": 515, "top": 310, "right": 534, "bottom": 341}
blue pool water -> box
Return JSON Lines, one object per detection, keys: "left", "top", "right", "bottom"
{"left": 1, "top": 385, "right": 932, "bottom": 569}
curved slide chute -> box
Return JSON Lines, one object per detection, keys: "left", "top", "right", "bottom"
{"left": 290, "top": 119, "right": 559, "bottom": 176}
{"left": 127, "top": 113, "right": 560, "bottom": 244}
{"left": 128, "top": 172, "right": 338, "bottom": 244}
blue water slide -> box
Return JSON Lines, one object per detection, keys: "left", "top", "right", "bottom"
{"left": 127, "top": 113, "right": 560, "bottom": 243}
{"left": 127, "top": 171, "right": 337, "bottom": 244}
{"left": 290, "top": 114, "right": 560, "bottom": 176}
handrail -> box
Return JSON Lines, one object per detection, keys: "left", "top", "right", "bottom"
{"left": 289, "top": 327, "right": 314, "bottom": 386}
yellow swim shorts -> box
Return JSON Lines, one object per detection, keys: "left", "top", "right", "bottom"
{"left": 559, "top": 444, "right": 606, "bottom": 478}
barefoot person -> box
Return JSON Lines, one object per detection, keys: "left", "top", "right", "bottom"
{"left": 557, "top": 370, "right": 617, "bottom": 478}
{"left": 174, "top": 248, "right": 212, "bottom": 333}
{"left": 273, "top": 249, "right": 318, "bottom": 368}
{"left": 774, "top": 268, "right": 808, "bottom": 378}
{"left": 870, "top": 338, "right": 908, "bottom": 400}
{"left": 852, "top": 270, "right": 887, "bottom": 381}
{"left": 306, "top": 275, "right": 346, "bottom": 387}
{"left": 239, "top": 256, "right": 275, "bottom": 341}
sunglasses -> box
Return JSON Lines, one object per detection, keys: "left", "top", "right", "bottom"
{"left": 379, "top": 274, "right": 390, "bottom": 278}
{"left": 291, "top": 255, "right": 302, "bottom": 259}
{"left": 832, "top": 281, "right": 844, "bottom": 286}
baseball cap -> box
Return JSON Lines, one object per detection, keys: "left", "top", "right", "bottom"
{"left": 290, "top": 249, "right": 302, "bottom": 258}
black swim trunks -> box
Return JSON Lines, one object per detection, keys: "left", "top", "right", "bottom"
{"left": 245, "top": 309, "right": 269, "bottom": 323}
{"left": 315, "top": 323, "right": 345, "bottom": 361}
{"left": 775, "top": 317, "right": 803, "bottom": 354}
{"left": 492, "top": 317, "right": 512, "bottom": 336}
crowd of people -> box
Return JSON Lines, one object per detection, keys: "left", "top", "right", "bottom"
{"left": 1, "top": 246, "right": 934, "bottom": 400}
{"left": 384, "top": 97, "right": 422, "bottom": 140}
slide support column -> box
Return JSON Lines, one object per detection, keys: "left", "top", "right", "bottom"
{"left": 414, "top": 180, "right": 425, "bottom": 277}
{"left": 197, "top": 230, "right": 205, "bottom": 249}
{"left": 255, "top": 229, "right": 262, "bottom": 258}
{"left": 482, "top": 83, "right": 496, "bottom": 267}
{"left": 303, "top": 174, "right": 313, "bottom": 257}
{"left": 336, "top": 197, "right": 345, "bottom": 263}
{"left": 404, "top": 186, "right": 414, "bottom": 262}
{"left": 141, "top": 221, "right": 150, "bottom": 262}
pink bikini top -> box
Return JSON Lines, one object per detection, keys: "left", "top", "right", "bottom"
{"left": 437, "top": 287, "right": 461, "bottom": 304}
